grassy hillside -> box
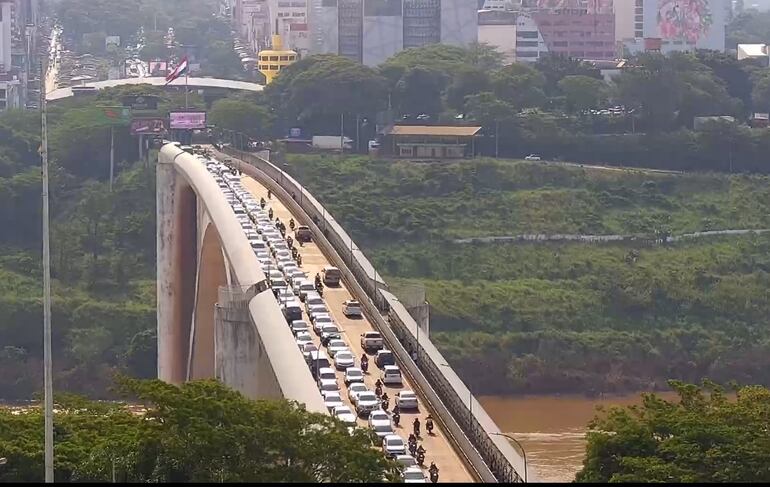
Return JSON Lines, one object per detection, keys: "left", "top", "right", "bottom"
{"left": 284, "top": 155, "right": 770, "bottom": 395}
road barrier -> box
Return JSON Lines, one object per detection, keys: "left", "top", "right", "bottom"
{"left": 221, "top": 147, "right": 527, "bottom": 483}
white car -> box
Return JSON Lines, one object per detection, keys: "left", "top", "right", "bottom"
{"left": 334, "top": 350, "right": 356, "bottom": 370}
{"left": 403, "top": 467, "right": 427, "bottom": 483}
{"left": 295, "top": 330, "right": 312, "bottom": 342}
{"left": 333, "top": 406, "right": 357, "bottom": 426}
{"left": 395, "top": 454, "right": 418, "bottom": 469}
{"left": 320, "top": 324, "right": 342, "bottom": 341}
{"left": 343, "top": 299, "right": 363, "bottom": 317}
{"left": 368, "top": 409, "right": 391, "bottom": 430}
{"left": 382, "top": 434, "right": 407, "bottom": 457}
{"left": 323, "top": 391, "right": 344, "bottom": 412}
{"left": 290, "top": 320, "right": 310, "bottom": 336}
{"left": 344, "top": 367, "right": 365, "bottom": 385}
{"left": 319, "top": 379, "right": 339, "bottom": 393}
{"left": 355, "top": 391, "right": 379, "bottom": 415}
{"left": 524, "top": 154, "right": 542, "bottom": 161}
{"left": 305, "top": 294, "right": 324, "bottom": 312}
{"left": 347, "top": 383, "right": 368, "bottom": 403}
{"left": 326, "top": 339, "right": 348, "bottom": 357}
{"left": 396, "top": 390, "right": 419, "bottom": 410}
{"left": 381, "top": 365, "right": 403, "bottom": 386}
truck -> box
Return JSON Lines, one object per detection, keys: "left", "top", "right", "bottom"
{"left": 360, "top": 331, "right": 384, "bottom": 352}
{"left": 312, "top": 135, "right": 353, "bottom": 151}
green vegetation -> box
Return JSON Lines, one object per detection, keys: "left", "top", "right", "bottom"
{"left": 0, "top": 378, "right": 399, "bottom": 482}
{"left": 0, "top": 90, "right": 160, "bottom": 399}
{"left": 284, "top": 154, "right": 770, "bottom": 395}
{"left": 576, "top": 381, "right": 770, "bottom": 482}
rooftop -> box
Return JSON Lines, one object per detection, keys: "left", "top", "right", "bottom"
{"left": 388, "top": 125, "right": 483, "bottom": 137}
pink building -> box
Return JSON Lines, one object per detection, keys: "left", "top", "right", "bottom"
{"left": 533, "top": 8, "right": 616, "bottom": 60}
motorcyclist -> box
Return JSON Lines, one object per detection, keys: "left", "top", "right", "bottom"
{"left": 426, "top": 414, "right": 434, "bottom": 434}
{"left": 267, "top": 189, "right": 272, "bottom": 199}
{"left": 287, "top": 236, "right": 293, "bottom": 247}
{"left": 374, "top": 382, "right": 383, "bottom": 398}
{"left": 296, "top": 254, "right": 302, "bottom": 266}
{"left": 392, "top": 410, "right": 401, "bottom": 426}
{"left": 381, "top": 392, "right": 389, "bottom": 403}
{"left": 381, "top": 397, "right": 389, "bottom": 411}
{"left": 268, "top": 208, "right": 274, "bottom": 220}
{"left": 429, "top": 462, "right": 439, "bottom": 483}
{"left": 392, "top": 404, "right": 400, "bottom": 416}
{"left": 416, "top": 445, "right": 426, "bottom": 465}
{"left": 260, "top": 197, "right": 266, "bottom": 209}
{"left": 289, "top": 218, "right": 295, "bottom": 230}
{"left": 413, "top": 417, "right": 421, "bottom": 437}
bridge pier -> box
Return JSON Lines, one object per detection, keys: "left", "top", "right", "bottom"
{"left": 157, "top": 160, "right": 197, "bottom": 384}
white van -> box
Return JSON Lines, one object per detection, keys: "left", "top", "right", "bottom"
{"left": 381, "top": 365, "right": 402, "bottom": 385}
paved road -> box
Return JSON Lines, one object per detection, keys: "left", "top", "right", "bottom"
{"left": 454, "top": 228, "right": 770, "bottom": 245}
{"left": 240, "top": 175, "right": 474, "bottom": 483}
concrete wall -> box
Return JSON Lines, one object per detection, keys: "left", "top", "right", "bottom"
{"left": 223, "top": 146, "right": 529, "bottom": 483}
{"left": 157, "top": 144, "right": 326, "bottom": 414}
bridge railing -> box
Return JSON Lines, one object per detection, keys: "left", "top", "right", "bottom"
{"left": 222, "top": 147, "right": 527, "bottom": 483}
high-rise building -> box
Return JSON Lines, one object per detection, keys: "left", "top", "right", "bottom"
{"left": 622, "top": 0, "right": 726, "bottom": 54}
{"left": 478, "top": 7, "right": 517, "bottom": 63}
{"left": 0, "top": 0, "right": 37, "bottom": 111}
{"left": 308, "top": 0, "right": 478, "bottom": 66}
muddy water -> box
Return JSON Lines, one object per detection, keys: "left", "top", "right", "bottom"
{"left": 479, "top": 392, "right": 680, "bottom": 483}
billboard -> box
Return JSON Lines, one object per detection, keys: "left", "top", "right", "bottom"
{"left": 644, "top": 0, "right": 725, "bottom": 51}
{"left": 169, "top": 111, "right": 207, "bottom": 130}
{"left": 130, "top": 118, "right": 168, "bottom": 135}
{"left": 149, "top": 61, "right": 168, "bottom": 76}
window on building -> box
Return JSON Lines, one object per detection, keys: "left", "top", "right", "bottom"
{"left": 517, "top": 31, "right": 539, "bottom": 38}
{"left": 635, "top": 30, "right": 643, "bottom": 37}
{"left": 269, "top": 56, "right": 279, "bottom": 61}
{"left": 553, "top": 41, "right": 568, "bottom": 47}
{"left": 516, "top": 51, "right": 540, "bottom": 57}
{"left": 517, "top": 40, "right": 539, "bottom": 47}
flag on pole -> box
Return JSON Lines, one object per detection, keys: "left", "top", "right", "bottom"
{"left": 165, "top": 57, "right": 189, "bottom": 85}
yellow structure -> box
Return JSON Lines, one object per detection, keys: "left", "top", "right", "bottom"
{"left": 258, "top": 35, "right": 297, "bottom": 84}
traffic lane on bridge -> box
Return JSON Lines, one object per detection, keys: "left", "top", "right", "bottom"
{"left": 240, "top": 175, "right": 473, "bottom": 483}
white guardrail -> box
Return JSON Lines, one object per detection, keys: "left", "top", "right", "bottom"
{"left": 221, "top": 147, "right": 528, "bottom": 483}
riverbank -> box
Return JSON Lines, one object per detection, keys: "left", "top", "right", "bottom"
{"left": 479, "top": 391, "right": 681, "bottom": 482}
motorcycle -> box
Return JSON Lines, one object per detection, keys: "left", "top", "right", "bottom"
{"left": 416, "top": 447, "right": 426, "bottom": 466}
{"left": 413, "top": 419, "right": 421, "bottom": 438}
{"left": 287, "top": 236, "right": 293, "bottom": 248}
{"left": 429, "top": 465, "right": 439, "bottom": 483}
{"left": 408, "top": 439, "right": 417, "bottom": 457}
{"left": 260, "top": 198, "right": 266, "bottom": 209}
{"left": 267, "top": 190, "right": 272, "bottom": 199}
{"left": 426, "top": 418, "right": 434, "bottom": 435}
{"left": 392, "top": 411, "right": 400, "bottom": 427}
{"left": 375, "top": 384, "right": 383, "bottom": 398}
{"left": 381, "top": 398, "right": 389, "bottom": 411}
{"left": 361, "top": 359, "right": 368, "bottom": 374}
{"left": 268, "top": 209, "right": 274, "bottom": 220}
{"left": 289, "top": 219, "right": 296, "bottom": 231}
{"left": 296, "top": 254, "right": 302, "bottom": 267}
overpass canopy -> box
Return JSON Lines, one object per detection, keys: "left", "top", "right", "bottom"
{"left": 47, "top": 76, "right": 264, "bottom": 101}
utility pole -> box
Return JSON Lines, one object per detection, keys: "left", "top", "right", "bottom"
{"left": 40, "top": 59, "right": 55, "bottom": 484}
{"left": 109, "top": 126, "right": 115, "bottom": 192}
{"left": 340, "top": 113, "right": 345, "bottom": 155}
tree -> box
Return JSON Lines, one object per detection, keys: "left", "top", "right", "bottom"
{"left": 576, "top": 380, "right": 770, "bottom": 483}
{"left": 209, "top": 97, "right": 273, "bottom": 138}
{"left": 492, "top": 63, "right": 547, "bottom": 109}
{"left": 558, "top": 75, "right": 608, "bottom": 113}
{"left": 751, "top": 71, "right": 770, "bottom": 113}
{"left": 0, "top": 378, "right": 401, "bottom": 482}
{"left": 446, "top": 66, "right": 492, "bottom": 113}
{"left": 534, "top": 53, "right": 602, "bottom": 95}
{"left": 394, "top": 66, "right": 447, "bottom": 117}
{"left": 267, "top": 55, "right": 387, "bottom": 134}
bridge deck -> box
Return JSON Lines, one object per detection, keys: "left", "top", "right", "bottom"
{"left": 239, "top": 174, "right": 474, "bottom": 483}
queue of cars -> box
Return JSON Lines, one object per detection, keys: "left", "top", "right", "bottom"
{"left": 203, "top": 158, "right": 427, "bottom": 482}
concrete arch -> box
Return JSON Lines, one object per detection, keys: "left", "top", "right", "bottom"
{"left": 187, "top": 222, "right": 228, "bottom": 380}
{"left": 157, "top": 144, "right": 326, "bottom": 413}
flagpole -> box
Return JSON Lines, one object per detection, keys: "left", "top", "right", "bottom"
{"left": 185, "top": 71, "right": 189, "bottom": 110}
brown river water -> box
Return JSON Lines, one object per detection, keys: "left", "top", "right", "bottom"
{"left": 479, "top": 391, "right": 680, "bottom": 483}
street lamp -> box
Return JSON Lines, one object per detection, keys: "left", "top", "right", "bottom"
{"left": 491, "top": 432, "right": 528, "bottom": 483}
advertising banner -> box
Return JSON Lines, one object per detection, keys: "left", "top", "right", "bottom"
{"left": 130, "top": 118, "right": 168, "bottom": 135}
{"left": 169, "top": 111, "right": 207, "bottom": 130}
{"left": 149, "top": 61, "right": 168, "bottom": 76}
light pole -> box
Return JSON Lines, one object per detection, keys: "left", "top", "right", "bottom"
{"left": 491, "top": 432, "right": 528, "bottom": 483}
{"left": 40, "top": 58, "right": 55, "bottom": 484}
